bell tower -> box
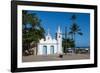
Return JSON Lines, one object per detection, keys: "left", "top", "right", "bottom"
{"left": 57, "top": 26, "right": 62, "bottom": 54}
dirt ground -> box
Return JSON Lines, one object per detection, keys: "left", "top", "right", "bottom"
{"left": 22, "top": 53, "right": 90, "bottom": 62}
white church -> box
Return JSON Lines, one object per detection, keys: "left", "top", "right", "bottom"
{"left": 37, "top": 26, "right": 63, "bottom": 55}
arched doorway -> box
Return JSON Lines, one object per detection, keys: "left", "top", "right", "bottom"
{"left": 50, "top": 46, "right": 54, "bottom": 54}
{"left": 43, "top": 46, "right": 47, "bottom": 55}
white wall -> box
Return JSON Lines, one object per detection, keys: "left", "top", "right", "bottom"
{"left": 0, "top": 0, "right": 99, "bottom": 73}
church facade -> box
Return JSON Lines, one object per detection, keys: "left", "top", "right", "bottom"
{"left": 37, "top": 26, "right": 63, "bottom": 55}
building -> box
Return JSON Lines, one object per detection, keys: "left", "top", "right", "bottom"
{"left": 37, "top": 26, "right": 63, "bottom": 55}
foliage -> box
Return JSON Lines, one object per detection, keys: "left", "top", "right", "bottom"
{"left": 62, "top": 38, "right": 75, "bottom": 53}
{"left": 22, "top": 11, "right": 45, "bottom": 52}
{"left": 68, "top": 14, "right": 83, "bottom": 52}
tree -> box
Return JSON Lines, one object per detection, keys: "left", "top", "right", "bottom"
{"left": 69, "top": 14, "right": 83, "bottom": 53}
{"left": 62, "top": 38, "right": 75, "bottom": 54}
{"left": 22, "top": 11, "right": 45, "bottom": 55}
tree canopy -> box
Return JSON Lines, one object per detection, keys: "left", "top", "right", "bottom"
{"left": 22, "top": 11, "right": 45, "bottom": 52}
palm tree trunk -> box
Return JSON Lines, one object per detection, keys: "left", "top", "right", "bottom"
{"left": 74, "top": 33, "right": 76, "bottom": 53}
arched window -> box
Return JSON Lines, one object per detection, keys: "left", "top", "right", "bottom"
{"left": 43, "top": 46, "right": 47, "bottom": 55}
{"left": 50, "top": 46, "right": 54, "bottom": 54}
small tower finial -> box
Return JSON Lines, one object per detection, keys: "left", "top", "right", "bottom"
{"left": 58, "top": 25, "right": 61, "bottom": 33}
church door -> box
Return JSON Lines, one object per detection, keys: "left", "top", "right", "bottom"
{"left": 43, "top": 46, "right": 47, "bottom": 55}
{"left": 50, "top": 46, "right": 54, "bottom": 54}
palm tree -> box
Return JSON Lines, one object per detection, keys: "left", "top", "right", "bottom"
{"left": 69, "top": 15, "right": 83, "bottom": 53}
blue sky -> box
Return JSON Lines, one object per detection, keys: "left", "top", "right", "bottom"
{"left": 26, "top": 10, "right": 90, "bottom": 47}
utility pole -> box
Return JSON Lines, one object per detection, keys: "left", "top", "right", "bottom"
{"left": 65, "top": 26, "right": 67, "bottom": 39}
{"left": 65, "top": 26, "right": 67, "bottom": 54}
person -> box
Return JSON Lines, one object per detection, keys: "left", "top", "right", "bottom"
{"left": 59, "top": 54, "right": 63, "bottom": 58}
